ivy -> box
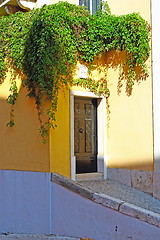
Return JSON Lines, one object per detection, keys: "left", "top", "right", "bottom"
{"left": 0, "top": 2, "right": 150, "bottom": 142}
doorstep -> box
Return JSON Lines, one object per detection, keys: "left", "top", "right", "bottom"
{"left": 76, "top": 173, "right": 103, "bottom": 181}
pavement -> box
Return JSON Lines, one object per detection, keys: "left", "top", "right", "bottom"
{"left": 78, "top": 178, "right": 160, "bottom": 214}
{"left": 0, "top": 234, "right": 83, "bottom": 240}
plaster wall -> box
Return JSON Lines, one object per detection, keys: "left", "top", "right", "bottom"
{"left": 49, "top": 86, "right": 71, "bottom": 178}
{"left": 0, "top": 170, "right": 51, "bottom": 234}
{"left": 0, "top": 73, "right": 50, "bottom": 172}
{"left": 104, "top": 0, "right": 153, "bottom": 171}
{"left": 52, "top": 181, "right": 160, "bottom": 240}
{"left": 0, "top": 0, "right": 154, "bottom": 174}
{"left": 106, "top": 63, "right": 153, "bottom": 170}
{"left": 152, "top": 0, "right": 160, "bottom": 172}
{"left": 63, "top": 0, "right": 153, "bottom": 171}
{"left": 108, "top": 0, "right": 151, "bottom": 22}
{"left": 70, "top": 46, "right": 153, "bottom": 171}
{"left": 36, "top": 0, "right": 50, "bottom": 8}
{"left": 0, "top": 170, "right": 159, "bottom": 237}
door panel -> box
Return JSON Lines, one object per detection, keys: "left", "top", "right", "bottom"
{"left": 74, "top": 97, "right": 97, "bottom": 173}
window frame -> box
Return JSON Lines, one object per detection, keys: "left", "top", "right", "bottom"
{"left": 79, "top": 0, "right": 101, "bottom": 14}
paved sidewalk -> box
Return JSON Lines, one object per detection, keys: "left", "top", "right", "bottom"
{"left": 78, "top": 178, "right": 160, "bottom": 214}
{"left": 0, "top": 234, "right": 81, "bottom": 240}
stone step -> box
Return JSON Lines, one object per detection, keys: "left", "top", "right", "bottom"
{"left": 76, "top": 173, "right": 103, "bottom": 181}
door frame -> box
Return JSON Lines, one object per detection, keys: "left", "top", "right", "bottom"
{"left": 70, "top": 90, "right": 108, "bottom": 180}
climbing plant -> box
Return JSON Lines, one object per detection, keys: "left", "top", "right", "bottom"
{"left": 0, "top": 1, "right": 150, "bottom": 143}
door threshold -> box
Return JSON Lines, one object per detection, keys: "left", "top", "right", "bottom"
{"left": 76, "top": 172, "right": 103, "bottom": 182}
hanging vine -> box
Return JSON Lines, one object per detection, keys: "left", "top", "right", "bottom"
{"left": 0, "top": 1, "right": 150, "bottom": 143}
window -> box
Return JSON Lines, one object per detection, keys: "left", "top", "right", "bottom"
{"left": 79, "top": 0, "right": 101, "bottom": 14}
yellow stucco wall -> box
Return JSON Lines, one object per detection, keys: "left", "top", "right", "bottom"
{"left": 108, "top": 0, "right": 151, "bottom": 22}
{"left": 49, "top": 86, "right": 71, "bottom": 177}
{"left": 0, "top": 0, "right": 153, "bottom": 174}
{"left": 105, "top": 0, "right": 153, "bottom": 170}
{"left": 70, "top": 58, "right": 153, "bottom": 171}
{"left": 106, "top": 56, "right": 153, "bottom": 170}
{"left": 0, "top": 72, "right": 50, "bottom": 172}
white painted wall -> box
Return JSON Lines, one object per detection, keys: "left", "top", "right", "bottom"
{"left": 0, "top": 170, "right": 51, "bottom": 234}
{"left": 36, "top": 0, "right": 50, "bottom": 8}
{"left": 151, "top": 0, "right": 160, "bottom": 199}
{"left": 52, "top": 182, "right": 160, "bottom": 240}
{"left": 152, "top": 0, "right": 160, "bottom": 172}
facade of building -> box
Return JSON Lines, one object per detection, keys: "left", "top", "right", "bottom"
{"left": 0, "top": 0, "right": 157, "bottom": 192}
{"left": 0, "top": 0, "right": 160, "bottom": 235}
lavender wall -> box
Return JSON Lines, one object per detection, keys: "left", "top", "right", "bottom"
{"left": 0, "top": 170, "right": 160, "bottom": 239}
{"left": 0, "top": 170, "right": 51, "bottom": 234}
{"left": 51, "top": 182, "right": 160, "bottom": 240}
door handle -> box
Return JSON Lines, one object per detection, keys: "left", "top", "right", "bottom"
{"left": 79, "top": 128, "right": 85, "bottom": 133}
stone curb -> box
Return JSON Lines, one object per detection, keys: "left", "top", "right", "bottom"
{"left": 119, "top": 202, "right": 160, "bottom": 228}
{"left": 52, "top": 173, "right": 93, "bottom": 200}
{"left": 52, "top": 173, "right": 160, "bottom": 229}
{"left": 93, "top": 193, "right": 124, "bottom": 210}
{"left": 93, "top": 193, "right": 160, "bottom": 228}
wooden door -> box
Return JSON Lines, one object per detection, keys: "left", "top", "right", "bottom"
{"left": 74, "top": 97, "right": 97, "bottom": 173}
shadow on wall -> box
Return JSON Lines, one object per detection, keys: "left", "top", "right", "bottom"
{"left": 91, "top": 50, "right": 148, "bottom": 96}
{"left": 105, "top": 158, "right": 154, "bottom": 171}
